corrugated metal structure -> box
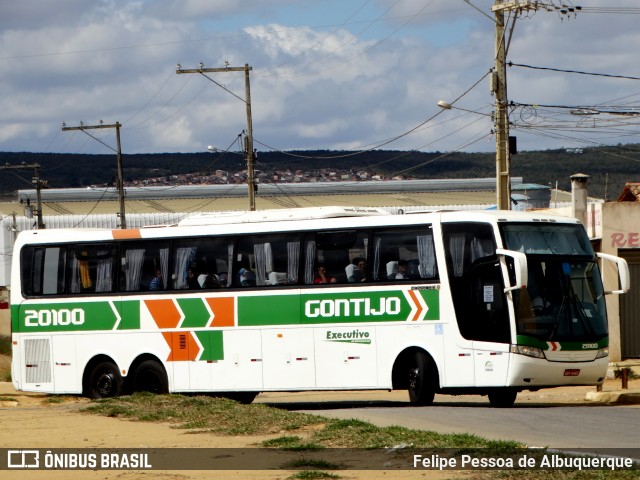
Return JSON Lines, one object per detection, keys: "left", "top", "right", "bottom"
{"left": 0, "top": 177, "right": 551, "bottom": 288}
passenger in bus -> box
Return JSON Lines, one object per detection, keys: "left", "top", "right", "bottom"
{"left": 532, "top": 288, "right": 551, "bottom": 315}
{"left": 198, "top": 273, "right": 220, "bottom": 289}
{"left": 238, "top": 267, "right": 256, "bottom": 287}
{"left": 314, "top": 265, "right": 337, "bottom": 284}
{"left": 187, "top": 266, "right": 201, "bottom": 289}
{"left": 390, "top": 260, "right": 410, "bottom": 280}
{"left": 149, "top": 269, "right": 163, "bottom": 290}
{"left": 347, "top": 258, "right": 367, "bottom": 283}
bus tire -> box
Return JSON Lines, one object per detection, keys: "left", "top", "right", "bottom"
{"left": 131, "top": 360, "right": 169, "bottom": 394}
{"left": 87, "top": 361, "right": 122, "bottom": 399}
{"left": 408, "top": 351, "right": 436, "bottom": 405}
{"left": 488, "top": 388, "right": 517, "bottom": 408}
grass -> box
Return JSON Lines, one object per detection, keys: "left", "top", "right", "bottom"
{"left": 288, "top": 472, "right": 340, "bottom": 479}
{"left": 0, "top": 336, "right": 11, "bottom": 382}
{"left": 83, "top": 393, "right": 638, "bottom": 479}
{"left": 0, "top": 336, "right": 10, "bottom": 356}
{"left": 84, "top": 392, "right": 320, "bottom": 436}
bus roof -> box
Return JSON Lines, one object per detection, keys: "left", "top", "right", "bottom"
{"left": 177, "top": 206, "right": 392, "bottom": 226}
{"left": 13, "top": 208, "right": 580, "bottom": 245}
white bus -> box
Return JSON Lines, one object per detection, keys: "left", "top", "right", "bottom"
{"left": 10, "top": 207, "right": 629, "bottom": 407}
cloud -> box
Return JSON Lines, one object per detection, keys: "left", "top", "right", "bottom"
{"left": 0, "top": 0, "right": 639, "bottom": 157}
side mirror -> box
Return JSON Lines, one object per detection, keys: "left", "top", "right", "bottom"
{"left": 496, "top": 248, "right": 528, "bottom": 293}
{"left": 597, "top": 252, "right": 630, "bottom": 294}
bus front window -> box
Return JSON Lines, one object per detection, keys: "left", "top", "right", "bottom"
{"left": 500, "top": 222, "right": 607, "bottom": 343}
{"left": 514, "top": 259, "right": 607, "bottom": 342}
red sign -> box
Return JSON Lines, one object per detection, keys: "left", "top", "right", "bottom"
{"left": 563, "top": 369, "right": 580, "bottom": 377}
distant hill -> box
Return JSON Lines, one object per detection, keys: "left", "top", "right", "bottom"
{"left": 1, "top": 145, "right": 639, "bottom": 200}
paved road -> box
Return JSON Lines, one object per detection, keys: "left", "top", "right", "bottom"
{"left": 259, "top": 389, "right": 640, "bottom": 457}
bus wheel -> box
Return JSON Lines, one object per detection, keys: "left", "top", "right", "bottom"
{"left": 131, "top": 360, "right": 168, "bottom": 394}
{"left": 488, "top": 388, "right": 517, "bottom": 408}
{"left": 87, "top": 362, "right": 122, "bottom": 399}
{"left": 407, "top": 352, "right": 436, "bottom": 405}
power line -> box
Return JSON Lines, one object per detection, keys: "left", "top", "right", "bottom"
{"left": 509, "top": 62, "right": 640, "bottom": 82}
{"left": 254, "top": 69, "right": 491, "bottom": 160}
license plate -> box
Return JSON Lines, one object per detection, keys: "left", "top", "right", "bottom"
{"left": 564, "top": 369, "right": 580, "bottom": 376}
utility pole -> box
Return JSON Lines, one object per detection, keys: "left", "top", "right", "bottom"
{"left": 490, "top": 1, "right": 575, "bottom": 209}
{"left": 176, "top": 63, "right": 256, "bottom": 210}
{"left": 0, "top": 163, "right": 47, "bottom": 229}
{"left": 62, "top": 122, "right": 127, "bottom": 228}
{"left": 491, "top": 1, "right": 513, "bottom": 211}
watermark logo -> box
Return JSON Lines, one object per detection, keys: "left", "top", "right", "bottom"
{"left": 7, "top": 450, "right": 39, "bottom": 469}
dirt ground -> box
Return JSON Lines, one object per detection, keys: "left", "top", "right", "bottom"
{"left": 3, "top": 379, "right": 639, "bottom": 480}
{"left": 1, "top": 382, "right": 482, "bottom": 480}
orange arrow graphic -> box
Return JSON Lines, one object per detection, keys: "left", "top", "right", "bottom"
{"left": 407, "top": 290, "right": 424, "bottom": 321}
{"left": 145, "top": 299, "right": 182, "bottom": 329}
{"left": 162, "top": 331, "right": 200, "bottom": 361}
{"left": 205, "top": 297, "right": 235, "bottom": 327}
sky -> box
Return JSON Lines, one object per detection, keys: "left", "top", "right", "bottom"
{"left": 2, "top": 0, "right": 640, "bottom": 158}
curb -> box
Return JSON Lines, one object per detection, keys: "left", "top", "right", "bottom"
{"left": 585, "top": 390, "right": 640, "bottom": 405}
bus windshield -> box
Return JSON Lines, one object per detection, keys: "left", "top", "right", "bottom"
{"left": 500, "top": 223, "right": 606, "bottom": 342}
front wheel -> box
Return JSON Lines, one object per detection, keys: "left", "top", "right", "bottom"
{"left": 86, "top": 361, "right": 122, "bottom": 399}
{"left": 407, "top": 352, "right": 437, "bottom": 405}
{"left": 488, "top": 388, "right": 517, "bottom": 408}
{"left": 130, "top": 360, "right": 169, "bottom": 394}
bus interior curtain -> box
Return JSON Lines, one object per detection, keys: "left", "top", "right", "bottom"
{"left": 304, "top": 240, "right": 316, "bottom": 284}
{"left": 69, "top": 255, "right": 80, "bottom": 293}
{"left": 125, "top": 249, "right": 145, "bottom": 291}
{"left": 95, "top": 250, "right": 113, "bottom": 292}
{"left": 159, "top": 247, "right": 169, "bottom": 289}
{"left": 449, "top": 234, "right": 466, "bottom": 277}
{"left": 471, "top": 237, "right": 494, "bottom": 262}
{"left": 226, "top": 243, "right": 234, "bottom": 287}
{"left": 287, "top": 241, "right": 300, "bottom": 283}
{"left": 372, "top": 236, "right": 382, "bottom": 281}
{"left": 254, "top": 243, "right": 268, "bottom": 286}
{"left": 417, "top": 234, "right": 437, "bottom": 278}
{"left": 174, "top": 247, "right": 196, "bottom": 289}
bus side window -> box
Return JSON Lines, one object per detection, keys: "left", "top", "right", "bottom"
{"left": 236, "top": 234, "right": 301, "bottom": 287}
{"left": 68, "top": 244, "right": 116, "bottom": 294}
{"left": 120, "top": 241, "right": 169, "bottom": 292}
{"left": 306, "top": 230, "right": 368, "bottom": 285}
{"left": 442, "top": 222, "right": 509, "bottom": 343}
{"left": 371, "top": 227, "right": 438, "bottom": 282}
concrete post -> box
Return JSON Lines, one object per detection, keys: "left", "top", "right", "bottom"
{"left": 571, "top": 173, "right": 589, "bottom": 228}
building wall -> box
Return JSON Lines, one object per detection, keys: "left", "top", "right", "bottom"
{"left": 601, "top": 202, "right": 640, "bottom": 361}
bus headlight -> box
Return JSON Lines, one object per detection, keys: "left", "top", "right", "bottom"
{"left": 511, "top": 344, "right": 546, "bottom": 359}
{"left": 595, "top": 347, "right": 609, "bottom": 359}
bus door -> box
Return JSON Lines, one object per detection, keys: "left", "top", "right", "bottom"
{"left": 442, "top": 222, "right": 512, "bottom": 387}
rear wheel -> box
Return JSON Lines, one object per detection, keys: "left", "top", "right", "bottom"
{"left": 407, "top": 351, "right": 437, "bottom": 405}
{"left": 86, "top": 361, "right": 122, "bottom": 399}
{"left": 488, "top": 388, "right": 517, "bottom": 408}
{"left": 130, "top": 360, "right": 168, "bottom": 394}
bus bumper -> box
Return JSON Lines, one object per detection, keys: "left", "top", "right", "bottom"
{"left": 506, "top": 354, "right": 609, "bottom": 387}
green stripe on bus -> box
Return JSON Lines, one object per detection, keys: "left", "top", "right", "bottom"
{"left": 516, "top": 335, "right": 608, "bottom": 350}
{"left": 418, "top": 289, "right": 439, "bottom": 320}
{"left": 177, "top": 298, "right": 211, "bottom": 328}
{"left": 16, "top": 301, "right": 118, "bottom": 332}
{"left": 238, "top": 295, "right": 300, "bottom": 326}
{"left": 196, "top": 330, "right": 224, "bottom": 361}
{"left": 237, "top": 289, "right": 440, "bottom": 327}
{"left": 116, "top": 300, "right": 140, "bottom": 330}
